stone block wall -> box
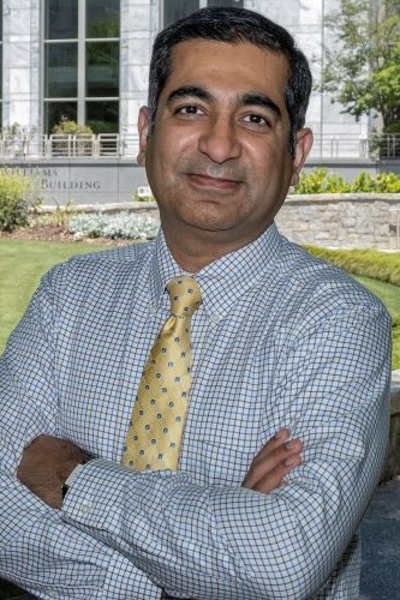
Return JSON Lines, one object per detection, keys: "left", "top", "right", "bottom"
{"left": 276, "top": 194, "right": 400, "bottom": 250}
{"left": 384, "top": 375, "right": 400, "bottom": 481}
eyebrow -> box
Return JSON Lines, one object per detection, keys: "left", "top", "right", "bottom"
{"left": 166, "top": 85, "right": 212, "bottom": 105}
{"left": 166, "top": 85, "right": 282, "bottom": 119}
{"left": 240, "top": 92, "right": 282, "bottom": 119}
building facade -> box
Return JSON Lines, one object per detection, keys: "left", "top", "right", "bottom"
{"left": 1, "top": 0, "right": 369, "bottom": 160}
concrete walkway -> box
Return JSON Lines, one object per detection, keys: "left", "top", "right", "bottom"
{"left": 360, "top": 479, "right": 400, "bottom": 599}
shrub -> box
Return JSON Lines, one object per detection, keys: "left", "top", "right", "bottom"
{"left": 294, "top": 168, "right": 400, "bottom": 194}
{"left": 295, "top": 168, "right": 350, "bottom": 194}
{"left": 350, "top": 172, "right": 400, "bottom": 193}
{"left": 52, "top": 117, "right": 93, "bottom": 135}
{"left": 87, "top": 120, "right": 118, "bottom": 134}
{"left": 392, "top": 314, "right": 400, "bottom": 369}
{"left": 68, "top": 212, "right": 159, "bottom": 240}
{"left": 51, "top": 118, "right": 94, "bottom": 157}
{"left": 0, "top": 169, "right": 34, "bottom": 231}
{"left": 305, "top": 246, "right": 400, "bottom": 287}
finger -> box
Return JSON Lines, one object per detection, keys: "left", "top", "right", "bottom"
{"left": 252, "top": 453, "right": 303, "bottom": 494}
{"left": 250, "top": 428, "right": 290, "bottom": 464}
{"left": 242, "top": 437, "right": 303, "bottom": 489}
{"left": 246, "top": 437, "right": 303, "bottom": 481}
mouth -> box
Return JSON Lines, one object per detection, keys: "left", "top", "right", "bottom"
{"left": 187, "top": 173, "right": 242, "bottom": 191}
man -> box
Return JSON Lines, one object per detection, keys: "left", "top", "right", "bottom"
{"left": 0, "top": 7, "right": 391, "bottom": 599}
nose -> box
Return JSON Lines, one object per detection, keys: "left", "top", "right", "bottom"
{"left": 197, "top": 116, "right": 242, "bottom": 164}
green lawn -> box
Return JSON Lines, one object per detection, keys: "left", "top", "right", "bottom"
{"left": 1, "top": 239, "right": 400, "bottom": 368}
{"left": 354, "top": 275, "right": 400, "bottom": 369}
{"left": 0, "top": 239, "right": 113, "bottom": 349}
{"left": 354, "top": 275, "right": 400, "bottom": 317}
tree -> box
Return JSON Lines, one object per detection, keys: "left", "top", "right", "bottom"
{"left": 319, "top": 0, "right": 400, "bottom": 132}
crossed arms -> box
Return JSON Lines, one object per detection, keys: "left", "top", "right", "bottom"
{"left": 0, "top": 258, "right": 391, "bottom": 599}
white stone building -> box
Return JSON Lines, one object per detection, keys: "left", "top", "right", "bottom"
{"left": 1, "top": 0, "right": 369, "bottom": 159}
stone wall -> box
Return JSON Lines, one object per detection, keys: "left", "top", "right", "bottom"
{"left": 276, "top": 194, "right": 400, "bottom": 250}
{"left": 39, "top": 191, "right": 400, "bottom": 252}
{"left": 384, "top": 385, "right": 400, "bottom": 481}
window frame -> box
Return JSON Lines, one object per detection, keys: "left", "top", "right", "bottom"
{"left": 162, "top": 0, "right": 244, "bottom": 27}
{"left": 43, "top": 0, "right": 120, "bottom": 134}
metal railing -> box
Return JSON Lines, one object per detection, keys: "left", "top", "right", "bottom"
{"left": 0, "top": 133, "right": 140, "bottom": 160}
{"left": 0, "top": 132, "right": 398, "bottom": 161}
{"left": 310, "top": 134, "right": 400, "bottom": 159}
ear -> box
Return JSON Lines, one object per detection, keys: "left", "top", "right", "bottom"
{"left": 137, "top": 106, "right": 150, "bottom": 166}
{"left": 290, "top": 128, "right": 313, "bottom": 187}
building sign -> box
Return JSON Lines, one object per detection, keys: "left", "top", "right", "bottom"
{"left": 2, "top": 161, "right": 147, "bottom": 206}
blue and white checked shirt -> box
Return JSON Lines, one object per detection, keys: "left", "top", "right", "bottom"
{"left": 0, "top": 223, "right": 391, "bottom": 599}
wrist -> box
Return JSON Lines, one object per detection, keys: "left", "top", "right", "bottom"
{"left": 62, "top": 460, "right": 89, "bottom": 499}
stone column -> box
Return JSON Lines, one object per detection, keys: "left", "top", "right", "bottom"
{"left": 3, "top": 0, "right": 41, "bottom": 134}
{"left": 120, "top": 0, "right": 154, "bottom": 155}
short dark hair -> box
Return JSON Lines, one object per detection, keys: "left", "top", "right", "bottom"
{"left": 148, "top": 6, "right": 312, "bottom": 155}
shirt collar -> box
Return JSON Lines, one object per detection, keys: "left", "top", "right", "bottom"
{"left": 149, "top": 223, "right": 283, "bottom": 319}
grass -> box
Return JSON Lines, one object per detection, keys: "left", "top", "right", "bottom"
{"left": 354, "top": 275, "right": 400, "bottom": 316}
{"left": 0, "top": 239, "right": 113, "bottom": 349}
{"left": 307, "top": 246, "right": 400, "bottom": 370}
{"left": 305, "top": 246, "right": 400, "bottom": 286}
{"left": 1, "top": 239, "right": 400, "bottom": 368}
{"left": 353, "top": 275, "right": 400, "bottom": 369}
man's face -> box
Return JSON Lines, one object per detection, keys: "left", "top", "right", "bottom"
{"left": 138, "top": 40, "right": 312, "bottom": 249}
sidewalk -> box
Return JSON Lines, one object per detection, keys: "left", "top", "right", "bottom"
{"left": 360, "top": 478, "right": 400, "bottom": 599}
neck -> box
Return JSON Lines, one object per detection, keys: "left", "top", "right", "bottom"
{"left": 162, "top": 224, "right": 263, "bottom": 272}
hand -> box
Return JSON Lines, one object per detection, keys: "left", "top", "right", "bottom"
{"left": 242, "top": 428, "right": 303, "bottom": 494}
{"left": 17, "top": 435, "right": 91, "bottom": 509}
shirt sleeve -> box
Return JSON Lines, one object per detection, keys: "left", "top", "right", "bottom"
{"left": 0, "top": 275, "right": 160, "bottom": 599}
{"left": 61, "top": 300, "right": 392, "bottom": 599}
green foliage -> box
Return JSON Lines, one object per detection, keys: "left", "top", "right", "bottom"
{"left": 133, "top": 192, "right": 155, "bottom": 203}
{"left": 52, "top": 117, "right": 93, "bottom": 135}
{"left": 319, "top": 0, "right": 400, "bottom": 129}
{"left": 295, "top": 168, "right": 350, "bottom": 194}
{"left": 0, "top": 169, "right": 34, "bottom": 232}
{"left": 392, "top": 314, "right": 400, "bottom": 368}
{"left": 86, "top": 17, "right": 119, "bottom": 38}
{"left": 351, "top": 172, "right": 400, "bottom": 193}
{"left": 305, "top": 246, "right": 400, "bottom": 287}
{"left": 87, "top": 120, "right": 118, "bottom": 134}
{"left": 294, "top": 168, "right": 400, "bottom": 194}
{"left": 51, "top": 118, "right": 94, "bottom": 156}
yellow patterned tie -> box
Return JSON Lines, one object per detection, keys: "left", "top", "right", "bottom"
{"left": 121, "top": 276, "right": 202, "bottom": 470}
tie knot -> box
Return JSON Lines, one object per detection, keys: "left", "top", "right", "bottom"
{"left": 167, "top": 276, "right": 202, "bottom": 317}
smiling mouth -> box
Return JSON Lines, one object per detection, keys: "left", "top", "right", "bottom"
{"left": 188, "top": 173, "right": 241, "bottom": 190}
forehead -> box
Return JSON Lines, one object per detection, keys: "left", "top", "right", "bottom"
{"left": 164, "top": 39, "right": 289, "bottom": 109}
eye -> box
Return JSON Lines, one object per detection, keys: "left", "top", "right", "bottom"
{"left": 175, "top": 105, "right": 205, "bottom": 117}
{"left": 242, "top": 113, "right": 271, "bottom": 128}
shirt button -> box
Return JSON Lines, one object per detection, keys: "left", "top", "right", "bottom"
{"left": 210, "top": 313, "right": 221, "bottom": 325}
{"left": 80, "top": 502, "right": 93, "bottom": 515}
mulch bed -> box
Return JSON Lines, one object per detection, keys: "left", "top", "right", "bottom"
{"left": 0, "top": 223, "right": 132, "bottom": 246}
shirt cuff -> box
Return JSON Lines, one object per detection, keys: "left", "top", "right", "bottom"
{"left": 62, "top": 458, "right": 162, "bottom": 598}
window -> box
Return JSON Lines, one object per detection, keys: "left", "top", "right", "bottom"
{"left": 163, "top": 0, "right": 243, "bottom": 26}
{"left": 44, "top": 0, "right": 120, "bottom": 134}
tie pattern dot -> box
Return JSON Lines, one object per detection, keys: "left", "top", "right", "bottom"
{"left": 121, "top": 276, "right": 202, "bottom": 470}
